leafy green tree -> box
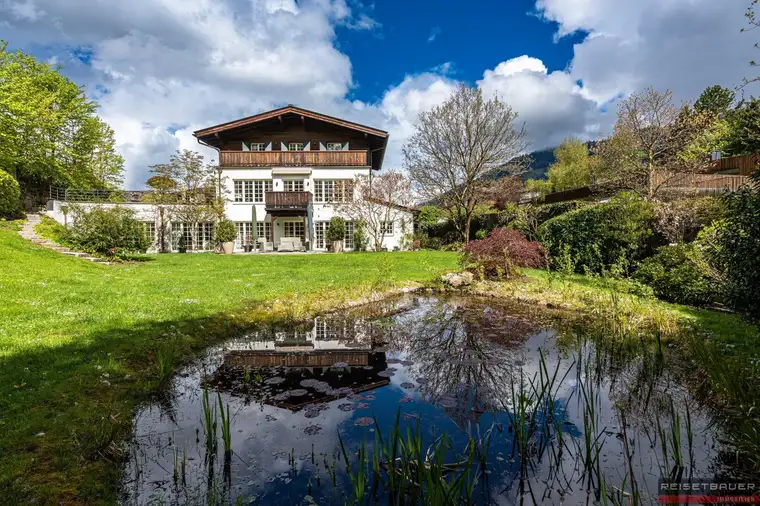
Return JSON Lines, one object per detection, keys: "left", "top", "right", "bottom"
{"left": 547, "top": 137, "right": 590, "bottom": 191}
{"left": 694, "top": 85, "right": 735, "bottom": 116}
{"left": 0, "top": 41, "right": 123, "bottom": 200}
{"left": 0, "top": 170, "right": 21, "bottom": 217}
{"left": 725, "top": 97, "right": 760, "bottom": 155}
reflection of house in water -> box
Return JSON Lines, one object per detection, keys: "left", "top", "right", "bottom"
{"left": 208, "top": 316, "right": 391, "bottom": 411}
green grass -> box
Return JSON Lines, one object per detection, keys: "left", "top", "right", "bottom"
{"left": 0, "top": 227, "right": 458, "bottom": 504}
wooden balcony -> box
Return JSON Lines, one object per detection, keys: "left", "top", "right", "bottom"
{"left": 265, "top": 191, "right": 312, "bottom": 211}
{"left": 220, "top": 150, "right": 368, "bottom": 167}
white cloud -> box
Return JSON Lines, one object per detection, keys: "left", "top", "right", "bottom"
{"left": 1, "top": 0, "right": 756, "bottom": 188}
{"left": 537, "top": 0, "right": 760, "bottom": 104}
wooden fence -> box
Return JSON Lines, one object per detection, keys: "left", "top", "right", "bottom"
{"left": 652, "top": 171, "right": 749, "bottom": 193}
{"left": 715, "top": 154, "right": 760, "bottom": 176}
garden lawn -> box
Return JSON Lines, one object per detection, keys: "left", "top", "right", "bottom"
{"left": 0, "top": 228, "right": 458, "bottom": 504}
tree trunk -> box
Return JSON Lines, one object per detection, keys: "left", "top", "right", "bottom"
{"left": 463, "top": 218, "right": 471, "bottom": 244}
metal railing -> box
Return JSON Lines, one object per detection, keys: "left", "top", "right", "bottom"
{"left": 49, "top": 186, "right": 151, "bottom": 203}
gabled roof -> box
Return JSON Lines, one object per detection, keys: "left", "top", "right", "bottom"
{"left": 193, "top": 104, "right": 389, "bottom": 138}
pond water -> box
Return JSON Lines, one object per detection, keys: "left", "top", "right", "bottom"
{"left": 122, "top": 294, "right": 739, "bottom": 505}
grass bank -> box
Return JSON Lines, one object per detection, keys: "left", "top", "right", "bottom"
{"left": 467, "top": 268, "right": 760, "bottom": 472}
{"left": 0, "top": 228, "right": 458, "bottom": 504}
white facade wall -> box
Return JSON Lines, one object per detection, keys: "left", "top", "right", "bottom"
{"left": 46, "top": 166, "right": 413, "bottom": 253}
{"left": 222, "top": 165, "right": 411, "bottom": 252}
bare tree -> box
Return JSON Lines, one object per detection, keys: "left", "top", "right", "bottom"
{"left": 594, "top": 88, "right": 718, "bottom": 199}
{"left": 403, "top": 84, "right": 528, "bottom": 243}
{"left": 339, "top": 170, "right": 415, "bottom": 251}
{"left": 146, "top": 150, "right": 223, "bottom": 251}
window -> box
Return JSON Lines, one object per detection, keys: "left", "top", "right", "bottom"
{"left": 256, "top": 221, "right": 272, "bottom": 242}
{"left": 235, "top": 222, "right": 252, "bottom": 249}
{"left": 142, "top": 222, "right": 156, "bottom": 246}
{"left": 235, "top": 222, "right": 271, "bottom": 248}
{"left": 326, "top": 142, "right": 344, "bottom": 151}
{"left": 171, "top": 222, "right": 214, "bottom": 251}
{"left": 283, "top": 179, "right": 304, "bottom": 192}
{"left": 314, "top": 221, "right": 328, "bottom": 249}
{"left": 381, "top": 221, "right": 394, "bottom": 235}
{"left": 233, "top": 180, "right": 273, "bottom": 203}
{"left": 314, "top": 180, "right": 352, "bottom": 203}
{"left": 283, "top": 221, "right": 305, "bottom": 238}
{"left": 243, "top": 142, "right": 266, "bottom": 151}
{"left": 344, "top": 221, "right": 355, "bottom": 250}
{"left": 288, "top": 142, "right": 305, "bottom": 151}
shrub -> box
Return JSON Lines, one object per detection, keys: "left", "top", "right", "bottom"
{"left": 417, "top": 234, "right": 442, "bottom": 250}
{"left": 326, "top": 217, "right": 346, "bottom": 243}
{"left": 634, "top": 244, "right": 719, "bottom": 306}
{"left": 503, "top": 201, "right": 588, "bottom": 241}
{"left": 352, "top": 222, "right": 369, "bottom": 251}
{"left": 215, "top": 220, "right": 237, "bottom": 244}
{"left": 462, "top": 228, "right": 545, "bottom": 279}
{"left": 0, "top": 171, "right": 21, "bottom": 218}
{"left": 699, "top": 182, "right": 760, "bottom": 320}
{"left": 67, "top": 205, "right": 148, "bottom": 256}
{"left": 654, "top": 196, "right": 725, "bottom": 243}
{"left": 538, "top": 193, "right": 658, "bottom": 274}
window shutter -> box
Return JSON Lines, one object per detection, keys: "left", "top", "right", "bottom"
{"left": 265, "top": 142, "right": 272, "bottom": 152}
{"left": 242, "top": 141, "right": 250, "bottom": 151}
{"left": 303, "top": 141, "right": 310, "bottom": 151}
{"left": 281, "top": 142, "right": 288, "bottom": 151}
{"left": 319, "top": 142, "right": 326, "bottom": 151}
{"left": 342, "top": 142, "right": 349, "bottom": 151}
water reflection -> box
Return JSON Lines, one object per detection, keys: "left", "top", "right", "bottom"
{"left": 122, "top": 295, "right": 732, "bottom": 506}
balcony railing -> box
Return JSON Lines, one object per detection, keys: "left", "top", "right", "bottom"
{"left": 220, "top": 150, "right": 368, "bottom": 167}
{"left": 265, "top": 191, "right": 312, "bottom": 210}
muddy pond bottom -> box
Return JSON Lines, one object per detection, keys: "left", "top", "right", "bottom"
{"left": 122, "top": 295, "right": 736, "bottom": 505}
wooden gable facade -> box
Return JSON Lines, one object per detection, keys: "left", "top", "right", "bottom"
{"left": 193, "top": 105, "right": 389, "bottom": 170}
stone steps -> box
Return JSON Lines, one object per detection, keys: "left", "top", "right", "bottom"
{"left": 17, "top": 214, "right": 112, "bottom": 266}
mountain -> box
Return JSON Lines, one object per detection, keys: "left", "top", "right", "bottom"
{"left": 494, "top": 147, "right": 557, "bottom": 181}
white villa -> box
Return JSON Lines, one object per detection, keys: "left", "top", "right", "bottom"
{"left": 46, "top": 105, "right": 413, "bottom": 253}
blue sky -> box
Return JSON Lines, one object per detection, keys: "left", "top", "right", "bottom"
{"left": 335, "top": 0, "right": 585, "bottom": 103}
{"left": 1, "top": 0, "right": 756, "bottom": 187}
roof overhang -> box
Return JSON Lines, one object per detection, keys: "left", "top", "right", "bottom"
{"left": 194, "top": 105, "right": 389, "bottom": 171}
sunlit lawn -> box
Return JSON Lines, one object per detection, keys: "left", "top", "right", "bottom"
{"left": 0, "top": 227, "right": 458, "bottom": 504}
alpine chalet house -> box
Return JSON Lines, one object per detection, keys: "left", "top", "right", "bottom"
{"left": 193, "top": 105, "right": 409, "bottom": 252}
{"left": 46, "top": 106, "right": 412, "bottom": 253}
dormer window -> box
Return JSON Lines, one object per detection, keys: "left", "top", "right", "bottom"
{"left": 326, "top": 142, "right": 344, "bottom": 151}
{"left": 289, "top": 142, "right": 305, "bottom": 151}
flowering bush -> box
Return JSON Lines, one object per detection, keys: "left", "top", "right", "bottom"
{"left": 462, "top": 228, "right": 545, "bottom": 279}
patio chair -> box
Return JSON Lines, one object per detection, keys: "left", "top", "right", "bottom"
{"left": 258, "top": 238, "right": 274, "bottom": 252}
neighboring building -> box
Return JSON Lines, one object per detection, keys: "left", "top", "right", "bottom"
{"left": 46, "top": 105, "right": 414, "bottom": 252}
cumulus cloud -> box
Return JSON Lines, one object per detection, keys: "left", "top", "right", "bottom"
{"left": 1, "top": 0, "right": 756, "bottom": 187}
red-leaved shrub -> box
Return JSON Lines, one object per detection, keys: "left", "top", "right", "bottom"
{"left": 462, "top": 228, "right": 546, "bottom": 279}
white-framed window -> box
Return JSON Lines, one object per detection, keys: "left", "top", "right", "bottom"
{"left": 250, "top": 142, "right": 266, "bottom": 151}
{"left": 313, "top": 180, "right": 353, "bottom": 203}
{"left": 142, "top": 222, "right": 156, "bottom": 246}
{"left": 314, "top": 221, "right": 328, "bottom": 249}
{"left": 283, "top": 221, "right": 305, "bottom": 238}
{"left": 381, "top": 221, "right": 394, "bottom": 235}
{"left": 233, "top": 180, "right": 273, "bottom": 203}
{"left": 283, "top": 179, "right": 304, "bottom": 192}
{"left": 171, "top": 222, "right": 214, "bottom": 251}
{"left": 235, "top": 222, "right": 272, "bottom": 248}
{"left": 256, "top": 221, "right": 272, "bottom": 242}
{"left": 326, "top": 142, "right": 344, "bottom": 151}
{"left": 288, "top": 142, "right": 305, "bottom": 151}
{"left": 235, "top": 222, "right": 252, "bottom": 249}
{"left": 344, "top": 221, "right": 355, "bottom": 250}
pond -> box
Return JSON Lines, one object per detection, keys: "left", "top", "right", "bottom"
{"left": 122, "top": 294, "right": 741, "bottom": 505}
